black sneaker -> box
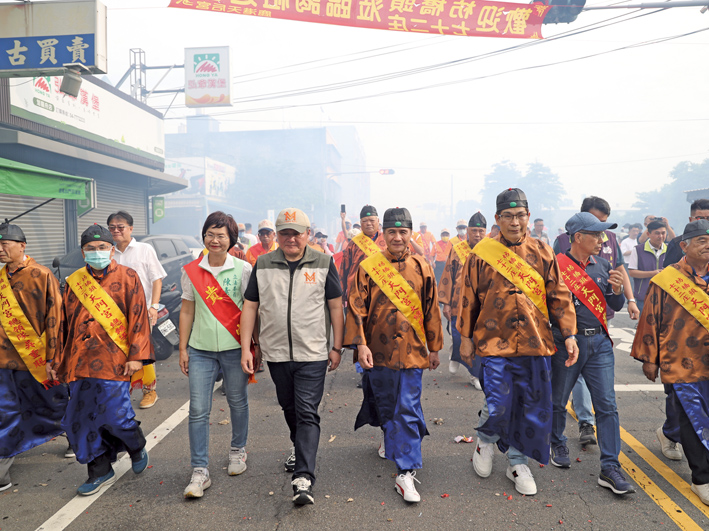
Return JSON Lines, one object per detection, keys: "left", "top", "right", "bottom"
{"left": 292, "top": 476, "right": 314, "bottom": 505}
{"left": 599, "top": 466, "right": 636, "bottom": 495}
{"left": 284, "top": 446, "right": 295, "bottom": 472}
{"left": 579, "top": 422, "right": 597, "bottom": 445}
{"left": 550, "top": 443, "right": 571, "bottom": 468}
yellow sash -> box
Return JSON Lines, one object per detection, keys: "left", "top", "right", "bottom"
{"left": 352, "top": 231, "right": 381, "bottom": 258}
{"left": 472, "top": 238, "right": 549, "bottom": 319}
{"left": 67, "top": 268, "right": 155, "bottom": 388}
{"left": 0, "top": 264, "right": 50, "bottom": 386}
{"left": 360, "top": 253, "right": 427, "bottom": 345}
{"left": 651, "top": 267, "right": 709, "bottom": 334}
{"left": 453, "top": 240, "right": 473, "bottom": 264}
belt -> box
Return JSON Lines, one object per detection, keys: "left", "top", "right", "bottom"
{"left": 579, "top": 327, "right": 604, "bottom": 336}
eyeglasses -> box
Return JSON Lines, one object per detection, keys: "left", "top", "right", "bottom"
{"left": 499, "top": 212, "right": 529, "bottom": 222}
{"left": 694, "top": 215, "right": 709, "bottom": 220}
{"left": 204, "top": 233, "right": 229, "bottom": 241}
{"left": 108, "top": 225, "right": 127, "bottom": 232}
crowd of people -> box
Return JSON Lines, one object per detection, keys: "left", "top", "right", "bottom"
{"left": 1, "top": 192, "right": 708, "bottom": 512}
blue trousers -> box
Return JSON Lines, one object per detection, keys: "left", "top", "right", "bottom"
{"left": 188, "top": 347, "right": 249, "bottom": 468}
{"left": 572, "top": 376, "right": 595, "bottom": 426}
{"left": 450, "top": 316, "right": 480, "bottom": 378}
{"left": 551, "top": 332, "right": 621, "bottom": 470}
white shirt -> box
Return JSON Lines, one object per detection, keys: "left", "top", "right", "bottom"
{"left": 628, "top": 241, "right": 666, "bottom": 270}
{"left": 620, "top": 237, "right": 637, "bottom": 256}
{"left": 180, "top": 254, "right": 252, "bottom": 302}
{"left": 113, "top": 238, "right": 167, "bottom": 305}
{"left": 243, "top": 233, "right": 258, "bottom": 247}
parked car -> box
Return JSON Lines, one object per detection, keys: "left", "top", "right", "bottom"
{"left": 52, "top": 234, "right": 196, "bottom": 359}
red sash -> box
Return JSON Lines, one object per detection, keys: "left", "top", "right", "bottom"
{"left": 556, "top": 253, "right": 610, "bottom": 339}
{"left": 183, "top": 258, "right": 257, "bottom": 383}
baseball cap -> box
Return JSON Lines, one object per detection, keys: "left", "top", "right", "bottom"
{"left": 441, "top": 228, "right": 450, "bottom": 235}
{"left": 276, "top": 208, "right": 310, "bottom": 233}
{"left": 237, "top": 223, "right": 245, "bottom": 231}
{"left": 257, "top": 219, "right": 275, "bottom": 232}
{"left": 680, "top": 219, "right": 709, "bottom": 241}
{"left": 455, "top": 219, "right": 467, "bottom": 229}
{"left": 565, "top": 212, "right": 617, "bottom": 236}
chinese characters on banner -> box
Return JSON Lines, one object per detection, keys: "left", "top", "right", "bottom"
{"left": 559, "top": 262, "right": 608, "bottom": 329}
{"left": 0, "top": 34, "right": 95, "bottom": 73}
{"left": 168, "top": 0, "right": 550, "bottom": 40}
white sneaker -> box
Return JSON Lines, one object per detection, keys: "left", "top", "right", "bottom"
{"left": 378, "top": 432, "right": 386, "bottom": 459}
{"left": 656, "top": 427, "right": 683, "bottom": 460}
{"left": 395, "top": 471, "right": 421, "bottom": 503}
{"left": 449, "top": 360, "right": 460, "bottom": 374}
{"left": 228, "top": 447, "right": 247, "bottom": 475}
{"left": 473, "top": 440, "right": 494, "bottom": 478}
{"left": 691, "top": 483, "right": 709, "bottom": 506}
{"left": 470, "top": 376, "right": 482, "bottom": 390}
{"left": 506, "top": 464, "right": 537, "bottom": 495}
{"left": 183, "top": 467, "right": 211, "bottom": 498}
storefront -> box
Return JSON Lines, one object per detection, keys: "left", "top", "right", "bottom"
{"left": 0, "top": 76, "right": 187, "bottom": 267}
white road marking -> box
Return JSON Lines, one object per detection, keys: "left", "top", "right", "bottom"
{"left": 34, "top": 382, "right": 212, "bottom": 531}
{"left": 614, "top": 384, "right": 664, "bottom": 392}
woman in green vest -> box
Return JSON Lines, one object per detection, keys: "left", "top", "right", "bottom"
{"left": 178, "top": 211, "right": 253, "bottom": 499}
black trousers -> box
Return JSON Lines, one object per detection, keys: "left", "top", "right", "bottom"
{"left": 678, "top": 400, "right": 709, "bottom": 485}
{"left": 268, "top": 360, "right": 328, "bottom": 484}
{"left": 87, "top": 427, "right": 146, "bottom": 480}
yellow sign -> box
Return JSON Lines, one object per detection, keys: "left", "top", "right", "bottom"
{"left": 67, "top": 268, "right": 155, "bottom": 388}
{"left": 352, "top": 230, "right": 382, "bottom": 258}
{"left": 453, "top": 240, "right": 473, "bottom": 264}
{"left": 360, "top": 253, "right": 427, "bottom": 345}
{"left": 0, "top": 264, "right": 50, "bottom": 386}
{"left": 472, "top": 237, "right": 549, "bottom": 319}
{"left": 651, "top": 267, "right": 709, "bottom": 333}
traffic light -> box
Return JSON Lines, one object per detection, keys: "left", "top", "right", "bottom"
{"left": 538, "top": 0, "right": 586, "bottom": 24}
{"left": 379, "top": 169, "right": 395, "bottom": 175}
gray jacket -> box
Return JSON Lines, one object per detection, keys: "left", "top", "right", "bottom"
{"left": 256, "top": 246, "right": 333, "bottom": 362}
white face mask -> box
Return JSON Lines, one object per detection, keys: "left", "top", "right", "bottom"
{"left": 457, "top": 228, "right": 466, "bottom": 237}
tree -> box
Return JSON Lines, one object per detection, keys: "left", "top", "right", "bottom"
{"left": 480, "top": 161, "right": 523, "bottom": 212}
{"left": 634, "top": 158, "right": 709, "bottom": 232}
{"left": 521, "top": 162, "right": 567, "bottom": 211}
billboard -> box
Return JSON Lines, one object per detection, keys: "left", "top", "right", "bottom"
{"left": 169, "top": 0, "right": 549, "bottom": 40}
{"left": 9, "top": 75, "right": 165, "bottom": 163}
{"left": 184, "top": 46, "right": 232, "bottom": 107}
{"left": 0, "top": 1, "right": 107, "bottom": 77}
{"left": 166, "top": 157, "right": 237, "bottom": 196}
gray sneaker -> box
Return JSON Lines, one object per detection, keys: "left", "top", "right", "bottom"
{"left": 284, "top": 446, "right": 296, "bottom": 472}
{"left": 184, "top": 468, "right": 211, "bottom": 498}
{"left": 228, "top": 447, "right": 247, "bottom": 475}
{"left": 579, "top": 422, "right": 597, "bottom": 445}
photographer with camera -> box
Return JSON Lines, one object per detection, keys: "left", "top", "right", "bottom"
{"left": 637, "top": 214, "right": 675, "bottom": 246}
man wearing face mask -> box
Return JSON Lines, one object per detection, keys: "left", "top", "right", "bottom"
{"left": 438, "top": 212, "right": 487, "bottom": 390}
{"left": 450, "top": 220, "right": 468, "bottom": 246}
{"left": 0, "top": 223, "right": 67, "bottom": 492}
{"left": 52, "top": 225, "right": 153, "bottom": 496}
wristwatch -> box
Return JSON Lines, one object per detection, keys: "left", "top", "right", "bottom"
{"left": 151, "top": 304, "right": 160, "bottom": 310}
{"left": 331, "top": 347, "right": 345, "bottom": 355}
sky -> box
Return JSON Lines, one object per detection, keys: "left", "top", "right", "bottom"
{"left": 98, "top": 0, "right": 709, "bottom": 230}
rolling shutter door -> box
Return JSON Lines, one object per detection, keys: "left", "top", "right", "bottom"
{"left": 0, "top": 195, "right": 66, "bottom": 267}
{"left": 78, "top": 181, "right": 147, "bottom": 237}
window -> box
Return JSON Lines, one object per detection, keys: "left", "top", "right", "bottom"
{"left": 152, "top": 239, "right": 177, "bottom": 259}
{"left": 173, "top": 239, "right": 190, "bottom": 256}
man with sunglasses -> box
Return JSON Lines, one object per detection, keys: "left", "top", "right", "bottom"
{"left": 549, "top": 213, "right": 635, "bottom": 495}
{"left": 108, "top": 211, "right": 166, "bottom": 409}
{"left": 457, "top": 188, "right": 578, "bottom": 496}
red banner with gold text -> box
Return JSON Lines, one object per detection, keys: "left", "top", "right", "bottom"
{"left": 168, "top": 0, "right": 549, "bottom": 40}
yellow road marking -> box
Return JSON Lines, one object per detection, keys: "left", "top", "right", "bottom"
{"left": 565, "top": 403, "right": 704, "bottom": 530}
{"left": 620, "top": 426, "right": 709, "bottom": 520}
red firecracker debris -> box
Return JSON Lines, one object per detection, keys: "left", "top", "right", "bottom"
{"left": 546, "top": 504, "right": 552, "bottom": 507}
{"left": 507, "top": 495, "right": 513, "bottom": 500}
{"left": 576, "top": 458, "right": 582, "bottom": 462}
{"left": 147, "top": 465, "right": 153, "bottom": 469}
{"left": 539, "top": 464, "right": 545, "bottom": 468}
{"left": 441, "top": 493, "right": 450, "bottom": 498}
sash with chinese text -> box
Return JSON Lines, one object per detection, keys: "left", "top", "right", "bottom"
{"left": 453, "top": 240, "right": 473, "bottom": 264}
{"left": 651, "top": 267, "right": 709, "bottom": 334}
{"left": 352, "top": 230, "right": 382, "bottom": 258}
{"left": 183, "top": 258, "right": 257, "bottom": 383}
{"left": 472, "top": 238, "right": 549, "bottom": 319}
{"left": 67, "top": 268, "right": 156, "bottom": 390}
{"left": 0, "top": 264, "right": 55, "bottom": 388}
{"left": 556, "top": 253, "right": 609, "bottom": 338}
{"left": 360, "top": 253, "right": 427, "bottom": 346}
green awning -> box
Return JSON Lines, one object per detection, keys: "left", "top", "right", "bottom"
{"left": 0, "top": 157, "right": 89, "bottom": 200}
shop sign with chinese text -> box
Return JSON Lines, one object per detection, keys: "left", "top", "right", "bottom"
{"left": 169, "top": 0, "right": 550, "bottom": 40}
{"left": 185, "top": 47, "right": 232, "bottom": 107}
{"left": 0, "top": 1, "right": 107, "bottom": 77}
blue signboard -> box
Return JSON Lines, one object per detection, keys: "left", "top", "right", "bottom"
{"left": 0, "top": 34, "right": 95, "bottom": 73}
